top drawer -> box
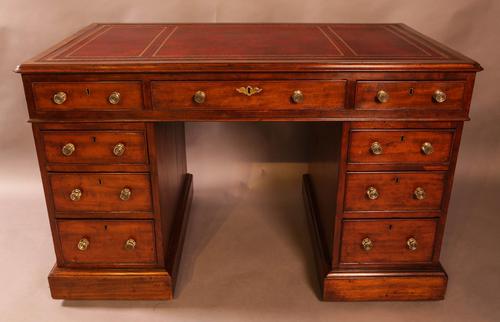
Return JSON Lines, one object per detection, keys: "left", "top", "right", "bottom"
{"left": 355, "top": 81, "right": 465, "bottom": 110}
{"left": 32, "top": 82, "right": 143, "bottom": 111}
{"left": 151, "top": 80, "right": 346, "bottom": 110}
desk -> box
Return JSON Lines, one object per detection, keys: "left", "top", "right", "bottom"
{"left": 16, "top": 23, "right": 482, "bottom": 301}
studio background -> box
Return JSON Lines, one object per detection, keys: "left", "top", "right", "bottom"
{"left": 0, "top": 0, "right": 498, "bottom": 321}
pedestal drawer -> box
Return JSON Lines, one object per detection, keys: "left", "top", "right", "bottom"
{"left": 340, "top": 219, "right": 438, "bottom": 264}
{"left": 32, "top": 82, "right": 143, "bottom": 111}
{"left": 344, "top": 172, "right": 446, "bottom": 212}
{"left": 41, "top": 130, "right": 148, "bottom": 165}
{"left": 49, "top": 173, "right": 152, "bottom": 213}
{"left": 348, "top": 129, "right": 454, "bottom": 164}
{"left": 57, "top": 220, "right": 156, "bottom": 266}
{"left": 151, "top": 80, "right": 346, "bottom": 110}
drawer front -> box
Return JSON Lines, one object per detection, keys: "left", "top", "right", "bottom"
{"left": 50, "top": 173, "right": 152, "bottom": 213}
{"left": 344, "top": 172, "right": 445, "bottom": 211}
{"left": 340, "top": 219, "right": 437, "bottom": 264}
{"left": 348, "top": 130, "right": 454, "bottom": 164}
{"left": 58, "top": 220, "right": 156, "bottom": 265}
{"left": 33, "top": 82, "right": 143, "bottom": 111}
{"left": 41, "top": 131, "right": 148, "bottom": 165}
{"left": 151, "top": 80, "right": 346, "bottom": 109}
{"left": 355, "top": 81, "right": 465, "bottom": 110}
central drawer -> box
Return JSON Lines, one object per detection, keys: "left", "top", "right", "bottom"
{"left": 57, "top": 219, "right": 156, "bottom": 266}
{"left": 49, "top": 173, "right": 153, "bottom": 213}
{"left": 151, "top": 80, "right": 346, "bottom": 109}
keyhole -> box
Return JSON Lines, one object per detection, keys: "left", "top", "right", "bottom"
{"left": 98, "top": 178, "right": 102, "bottom": 185}
{"left": 85, "top": 88, "right": 91, "bottom": 96}
{"left": 104, "top": 225, "right": 108, "bottom": 230}
{"left": 400, "top": 136, "right": 405, "bottom": 142}
{"left": 247, "top": 87, "right": 251, "bottom": 95}
{"left": 394, "top": 177, "right": 400, "bottom": 183}
{"left": 92, "top": 136, "right": 96, "bottom": 143}
{"left": 388, "top": 224, "right": 393, "bottom": 230}
{"left": 409, "top": 87, "right": 414, "bottom": 96}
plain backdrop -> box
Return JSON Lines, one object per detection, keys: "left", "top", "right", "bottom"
{"left": 0, "top": 1, "right": 499, "bottom": 321}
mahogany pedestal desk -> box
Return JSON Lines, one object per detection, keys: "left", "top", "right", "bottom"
{"left": 16, "top": 23, "right": 482, "bottom": 301}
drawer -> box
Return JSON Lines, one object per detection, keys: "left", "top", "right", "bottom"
{"left": 32, "top": 82, "right": 143, "bottom": 111}
{"left": 151, "top": 80, "right": 346, "bottom": 110}
{"left": 49, "top": 173, "right": 152, "bottom": 213}
{"left": 340, "top": 219, "right": 437, "bottom": 264}
{"left": 344, "top": 172, "right": 445, "bottom": 211}
{"left": 355, "top": 81, "right": 465, "bottom": 110}
{"left": 41, "top": 130, "right": 148, "bottom": 165}
{"left": 348, "top": 129, "right": 454, "bottom": 164}
{"left": 57, "top": 220, "right": 156, "bottom": 266}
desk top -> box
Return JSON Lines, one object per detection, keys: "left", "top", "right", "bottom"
{"left": 17, "top": 23, "right": 481, "bottom": 73}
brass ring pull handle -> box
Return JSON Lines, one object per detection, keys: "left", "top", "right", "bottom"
{"left": 70, "top": 188, "right": 82, "bottom": 201}
{"left": 62, "top": 143, "right": 75, "bottom": 156}
{"left": 124, "top": 238, "right": 137, "bottom": 250}
{"left": 53, "top": 91, "right": 67, "bottom": 104}
{"left": 421, "top": 142, "right": 433, "bottom": 155}
{"left": 193, "top": 90, "right": 206, "bottom": 104}
{"left": 77, "top": 238, "right": 89, "bottom": 251}
{"left": 432, "top": 90, "right": 447, "bottom": 103}
{"left": 366, "top": 186, "right": 379, "bottom": 200}
{"left": 376, "top": 90, "right": 389, "bottom": 103}
{"left": 236, "top": 86, "right": 263, "bottom": 97}
{"left": 407, "top": 237, "right": 418, "bottom": 251}
{"left": 120, "top": 188, "right": 131, "bottom": 201}
{"left": 414, "top": 187, "right": 426, "bottom": 200}
{"left": 113, "top": 143, "right": 126, "bottom": 156}
{"left": 291, "top": 90, "right": 304, "bottom": 104}
{"left": 370, "top": 142, "right": 383, "bottom": 155}
{"left": 108, "top": 91, "right": 121, "bottom": 105}
{"left": 361, "top": 237, "right": 373, "bottom": 251}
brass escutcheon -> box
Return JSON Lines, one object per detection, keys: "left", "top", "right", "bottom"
{"left": 236, "top": 86, "right": 263, "bottom": 97}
